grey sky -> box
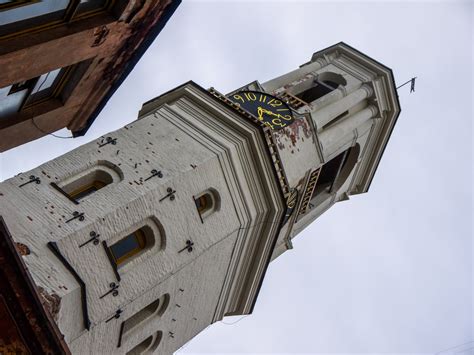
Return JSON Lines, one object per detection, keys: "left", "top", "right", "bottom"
{"left": 0, "top": 0, "right": 472, "bottom": 354}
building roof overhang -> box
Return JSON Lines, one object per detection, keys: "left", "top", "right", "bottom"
{"left": 72, "top": 0, "right": 181, "bottom": 138}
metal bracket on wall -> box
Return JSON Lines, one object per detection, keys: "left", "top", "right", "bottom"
{"left": 99, "top": 282, "right": 120, "bottom": 299}
{"left": 117, "top": 322, "right": 125, "bottom": 348}
{"left": 105, "top": 309, "right": 122, "bottom": 323}
{"left": 18, "top": 175, "right": 41, "bottom": 188}
{"left": 79, "top": 231, "right": 100, "bottom": 248}
{"left": 65, "top": 211, "right": 85, "bottom": 223}
{"left": 144, "top": 169, "right": 163, "bottom": 181}
{"left": 98, "top": 136, "right": 117, "bottom": 147}
{"left": 178, "top": 240, "right": 194, "bottom": 253}
{"left": 159, "top": 187, "right": 176, "bottom": 202}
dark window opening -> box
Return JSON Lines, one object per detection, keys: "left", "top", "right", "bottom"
{"left": 0, "top": 62, "right": 85, "bottom": 119}
{"left": 109, "top": 229, "right": 147, "bottom": 267}
{"left": 195, "top": 193, "right": 212, "bottom": 214}
{"left": 60, "top": 168, "right": 114, "bottom": 202}
{"left": 295, "top": 80, "right": 339, "bottom": 104}
{"left": 69, "top": 180, "right": 106, "bottom": 201}
{"left": 194, "top": 189, "right": 220, "bottom": 220}
{"left": 311, "top": 144, "right": 361, "bottom": 200}
{"left": 107, "top": 224, "right": 156, "bottom": 268}
{"left": 312, "top": 150, "right": 349, "bottom": 198}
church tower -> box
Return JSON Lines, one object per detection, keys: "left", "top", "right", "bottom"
{"left": 0, "top": 43, "right": 400, "bottom": 354}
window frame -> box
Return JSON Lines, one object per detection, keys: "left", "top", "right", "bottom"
{"left": 311, "top": 143, "right": 361, "bottom": 202}
{"left": 194, "top": 189, "right": 220, "bottom": 221}
{"left": 23, "top": 65, "right": 75, "bottom": 107}
{"left": 122, "top": 294, "right": 170, "bottom": 337}
{"left": 68, "top": 179, "right": 107, "bottom": 201}
{"left": 103, "top": 217, "right": 164, "bottom": 275}
{"left": 0, "top": 1, "right": 41, "bottom": 12}
{"left": 286, "top": 71, "right": 347, "bottom": 107}
{"left": 0, "top": 0, "right": 126, "bottom": 39}
{"left": 126, "top": 331, "right": 162, "bottom": 355}
{"left": 109, "top": 229, "right": 147, "bottom": 267}
{"left": 0, "top": 59, "right": 91, "bottom": 121}
{"left": 52, "top": 162, "right": 122, "bottom": 204}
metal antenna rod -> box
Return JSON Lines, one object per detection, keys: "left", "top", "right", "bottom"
{"left": 397, "top": 77, "right": 417, "bottom": 92}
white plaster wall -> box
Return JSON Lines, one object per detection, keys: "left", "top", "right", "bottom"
{"left": 0, "top": 109, "right": 242, "bottom": 346}
{"left": 0, "top": 82, "right": 286, "bottom": 353}
{"left": 69, "top": 232, "right": 238, "bottom": 355}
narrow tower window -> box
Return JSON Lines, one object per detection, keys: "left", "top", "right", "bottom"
{"left": 295, "top": 80, "right": 338, "bottom": 103}
{"left": 195, "top": 193, "right": 212, "bottom": 214}
{"left": 69, "top": 180, "right": 107, "bottom": 201}
{"left": 312, "top": 143, "right": 360, "bottom": 199}
{"left": 55, "top": 162, "right": 123, "bottom": 203}
{"left": 109, "top": 227, "right": 153, "bottom": 267}
{"left": 63, "top": 169, "right": 113, "bottom": 202}
{"left": 123, "top": 294, "right": 170, "bottom": 336}
{"left": 293, "top": 72, "right": 347, "bottom": 105}
{"left": 104, "top": 218, "right": 164, "bottom": 273}
{"left": 194, "top": 189, "right": 220, "bottom": 220}
{"left": 126, "top": 331, "right": 162, "bottom": 355}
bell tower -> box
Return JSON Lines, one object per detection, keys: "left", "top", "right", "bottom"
{"left": 228, "top": 43, "right": 400, "bottom": 258}
{"left": 0, "top": 43, "right": 399, "bottom": 354}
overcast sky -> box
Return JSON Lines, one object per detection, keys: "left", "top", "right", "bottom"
{"left": 0, "top": 1, "right": 472, "bottom": 354}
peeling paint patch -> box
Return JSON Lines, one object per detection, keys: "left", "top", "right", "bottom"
{"left": 15, "top": 243, "right": 30, "bottom": 256}
{"left": 275, "top": 116, "right": 313, "bottom": 150}
{"left": 37, "top": 287, "right": 61, "bottom": 322}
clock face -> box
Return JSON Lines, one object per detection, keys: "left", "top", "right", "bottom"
{"left": 229, "top": 91, "right": 294, "bottom": 130}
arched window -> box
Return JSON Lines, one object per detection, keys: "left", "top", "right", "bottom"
{"left": 126, "top": 331, "right": 162, "bottom": 355}
{"left": 105, "top": 218, "right": 165, "bottom": 272}
{"left": 54, "top": 162, "right": 122, "bottom": 203}
{"left": 66, "top": 170, "right": 111, "bottom": 201}
{"left": 312, "top": 144, "right": 360, "bottom": 199}
{"left": 123, "top": 294, "right": 170, "bottom": 336}
{"left": 108, "top": 225, "right": 155, "bottom": 268}
{"left": 194, "top": 189, "right": 220, "bottom": 220}
{"left": 294, "top": 72, "right": 346, "bottom": 104}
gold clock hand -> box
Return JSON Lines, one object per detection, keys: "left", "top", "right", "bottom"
{"left": 258, "top": 107, "right": 290, "bottom": 122}
{"left": 261, "top": 108, "right": 281, "bottom": 118}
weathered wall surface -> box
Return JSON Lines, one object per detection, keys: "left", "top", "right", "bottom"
{"left": 0, "top": 0, "right": 178, "bottom": 151}
{"left": 0, "top": 83, "right": 285, "bottom": 354}
{"left": 0, "top": 107, "right": 242, "bottom": 352}
{"left": 69, "top": 232, "right": 238, "bottom": 355}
